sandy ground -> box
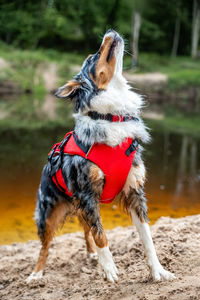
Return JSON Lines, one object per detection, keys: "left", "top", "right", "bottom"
{"left": 0, "top": 215, "right": 200, "bottom": 300}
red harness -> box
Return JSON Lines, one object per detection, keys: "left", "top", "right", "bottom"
{"left": 48, "top": 131, "right": 138, "bottom": 203}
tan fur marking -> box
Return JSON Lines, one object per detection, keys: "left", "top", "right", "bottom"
{"left": 78, "top": 214, "right": 96, "bottom": 254}
{"left": 34, "top": 202, "right": 72, "bottom": 273}
{"left": 92, "top": 230, "right": 108, "bottom": 248}
{"left": 119, "top": 163, "right": 146, "bottom": 217}
{"left": 123, "top": 164, "right": 146, "bottom": 196}
{"left": 58, "top": 80, "right": 80, "bottom": 97}
{"left": 90, "top": 164, "right": 104, "bottom": 182}
{"left": 118, "top": 189, "right": 148, "bottom": 222}
{"left": 89, "top": 164, "right": 104, "bottom": 197}
{"left": 90, "top": 36, "right": 116, "bottom": 89}
{"left": 118, "top": 191, "right": 131, "bottom": 215}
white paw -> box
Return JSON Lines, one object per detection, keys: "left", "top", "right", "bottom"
{"left": 102, "top": 261, "right": 119, "bottom": 283}
{"left": 97, "top": 246, "right": 119, "bottom": 283}
{"left": 151, "top": 264, "right": 176, "bottom": 281}
{"left": 88, "top": 252, "right": 98, "bottom": 262}
{"left": 26, "top": 271, "right": 43, "bottom": 283}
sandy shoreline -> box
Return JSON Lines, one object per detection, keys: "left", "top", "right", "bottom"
{"left": 0, "top": 215, "right": 200, "bottom": 300}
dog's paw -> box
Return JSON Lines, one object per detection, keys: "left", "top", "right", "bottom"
{"left": 97, "top": 246, "right": 119, "bottom": 283}
{"left": 102, "top": 261, "right": 119, "bottom": 283}
{"left": 151, "top": 265, "right": 175, "bottom": 281}
{"left": 26, "top": 271, "right": 43, "bottom": 283}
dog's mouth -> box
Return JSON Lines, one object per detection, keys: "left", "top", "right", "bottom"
{"left": 106, "top": 35, "right": 122, "bottom": 62}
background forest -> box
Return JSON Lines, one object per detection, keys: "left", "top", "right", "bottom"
{"left": 0, "top": 0, "right": 198, "bottom": 57}
{"left": 0, "top": 0, "right": 200, "bottom": 127}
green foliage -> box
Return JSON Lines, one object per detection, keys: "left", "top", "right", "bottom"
{"left": 168, "top": 69, "right": 200, "bottom": 89}
{"left": 126, "top": 52, "right": 200, "bottom": 88}
{"left": 146, "top": 114, "right": 200, "bottom": 136}
{"left": 0, "top": 0, "right": 195, "bottom": 55}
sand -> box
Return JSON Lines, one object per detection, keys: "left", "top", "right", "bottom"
{"left": 0, "top": 215, "right": 200, "bottom": 300}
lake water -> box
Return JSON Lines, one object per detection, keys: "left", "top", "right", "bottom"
{"left": 0, "top": 126, "right": 200, "bottom": 244}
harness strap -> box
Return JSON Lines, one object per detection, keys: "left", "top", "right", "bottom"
{"left": 125, "top": 140, "right": 138, "bottom": 157}
{"left": 58, "top": 133, "right": 72, "bottom": 150}
{"left": 88, "top": 111, "right": 139, "bottom": 123}
{"left": 53, "top": 173, "right": 66, "bottom": 193}
{"left": 73, "top": 131, "right": 90, "bottom": 154}
{"left": 48, "top": 133, "right": 72, "bottom": 162}
{"left": 48, "top": 144, "right": 57, "bottom": 162}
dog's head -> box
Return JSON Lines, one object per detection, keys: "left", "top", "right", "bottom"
{"left": 55, "top": 29, "right": 124, "bottom": 112}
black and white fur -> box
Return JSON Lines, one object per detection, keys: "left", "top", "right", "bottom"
{"left": 27, "top": 30, "right": 175, "bottom": 283}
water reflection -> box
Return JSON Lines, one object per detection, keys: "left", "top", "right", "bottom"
{"left": 145, "top": 131, "right": 200, "bottom": 216}
{"left": 0, "top": 127, "right": 199, "bottom": 244}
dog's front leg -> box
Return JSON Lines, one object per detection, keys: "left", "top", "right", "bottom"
{"left": 123, "top": 164, "right": 175, "bottom": 281}
{"left": 74, "top": 163, "right": 119, "bottom": 283}
{"left": 131, "top": 209, "right": 175, "bottom": 281}
{"left": 78, "top": 208, "right": 119, "bottom": 283}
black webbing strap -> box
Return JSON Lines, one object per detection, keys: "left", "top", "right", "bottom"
{"left": 48, "top": 133, "right": 72, "bottom": 163}
{"left": 73, "top": 131, "right": 91, "bottom": 154}
{"left": 48, "top": 144, "right": 57, "bottom": 162}
{"left": 125, "top": 140, "right": 138, "bottom": 157}
{"left": 58, "top": 133, "right": 72, "bottom": 151}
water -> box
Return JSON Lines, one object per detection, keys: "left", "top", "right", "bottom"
{"left": 0, "top": 127, "right": 200, "bottom": 244}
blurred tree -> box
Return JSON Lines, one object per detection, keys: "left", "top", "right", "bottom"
{"left": 0, "top": 0, "right": 196, "bottom": 56}
{"left": 191, "top": 0, "right": 200, "bottom": 58}
{"left": 131, "top": 0, "right": 148, "bottom": 67}
{"left": 171, "top": 2, "right": 181, "bottom": 58}
{"left": 132, "top": 11, "right": 141, "bottom": 67}
{"left": 0, "top": 1, "right": 43, "bottom": 48}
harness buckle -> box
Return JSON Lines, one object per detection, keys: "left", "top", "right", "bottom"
{"left": 125, "top": 140, "right": 138, "bottom": 157}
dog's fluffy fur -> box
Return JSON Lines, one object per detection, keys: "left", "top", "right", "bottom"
{"left": 27, "top": 30, "right": 175, "bottom": 284}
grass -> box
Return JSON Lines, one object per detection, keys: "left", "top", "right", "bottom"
{"left": 0, "top": 42, "right": 84, "bottom": 95}
{"left": 145, "top": 113, "right": 200, "bottom": 136}
{"left": 124, "top": 53, "right": 200, "bottom": 89}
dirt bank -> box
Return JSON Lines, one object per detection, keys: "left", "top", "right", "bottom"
{"left": 0, "top": 215, "right": 200, "bottom": 300}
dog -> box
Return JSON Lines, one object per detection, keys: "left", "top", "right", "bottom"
{"left": 26, "top": 29, "right": 175, "bottom": 283}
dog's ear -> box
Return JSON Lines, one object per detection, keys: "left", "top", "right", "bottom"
{"left": 95, "top": 67, "right": 110, "bottom": 90}
{"left": 97, "top": 70, "right": 108, "bottom": 89}
{"left": 55, "top": 81, "right": 80, "bottom": 98}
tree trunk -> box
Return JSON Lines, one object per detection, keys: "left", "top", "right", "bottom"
{"left": 132, "top": 11, "right": 141, "bottom": 67}
{"left": 191, "top": 0, "right": 200, "bottom": 58}
{"left": 171, "top": 15, "right": 181, "bottom": 58}
{"left": 175, "top": 135, "right": 188, "bottom": 197}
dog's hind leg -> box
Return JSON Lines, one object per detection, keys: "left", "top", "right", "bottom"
{"left": 78, "top": 215, "right": 98, "bottom": 261}
{"left": 26, "top": 200, "right": 70, "bottom": 283}
{"left": 26, "top": 165, "right": 72, "bottom": 283}
{"left": 122, "top": 164, "right": 175, "bottom": 281}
